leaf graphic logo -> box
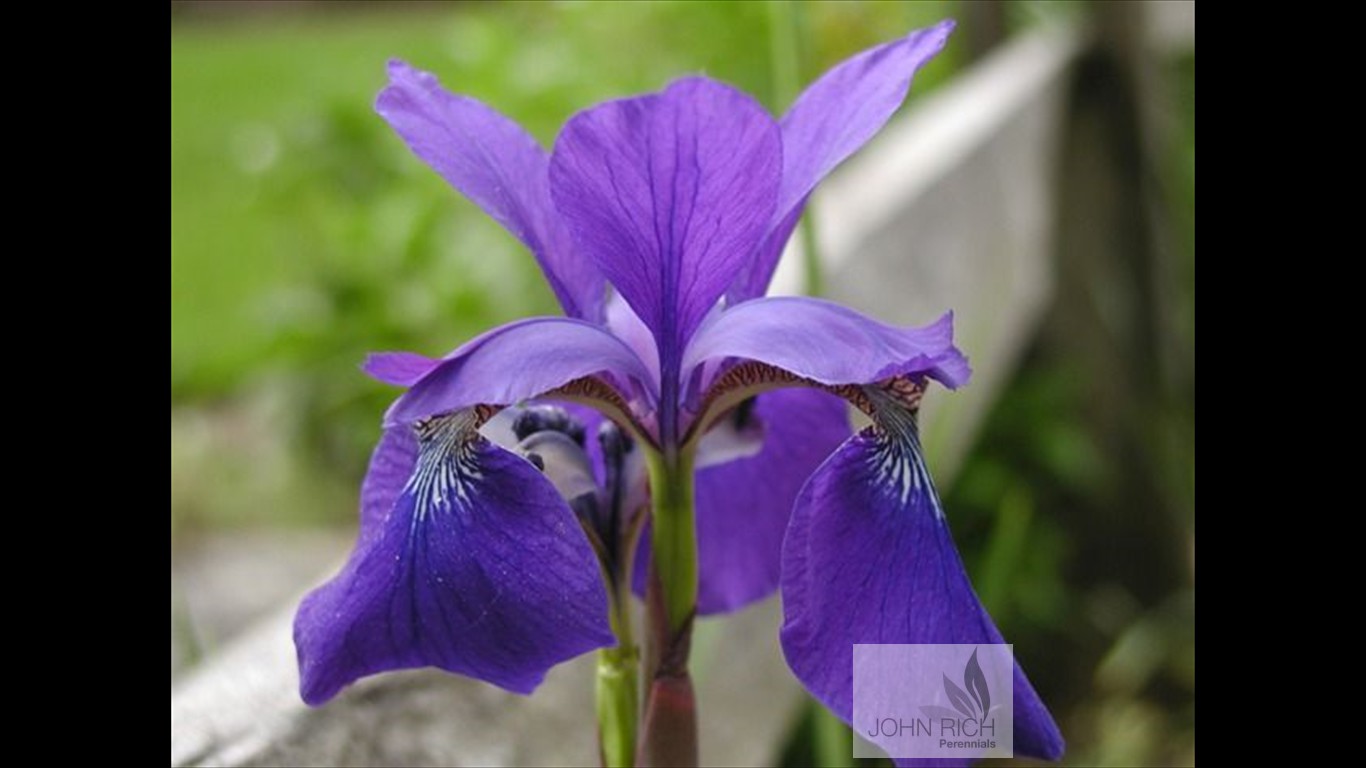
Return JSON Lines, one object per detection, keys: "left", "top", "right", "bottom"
{"left": 964, "top": 648, "right": 991, "bottom": 722}
{"left": 942, "top": 648, "right": 991, "bottom": 722}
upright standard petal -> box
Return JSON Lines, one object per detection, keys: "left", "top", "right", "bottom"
{"left": 684, "top": 297, "right": 970, "bottom": 395}
{"left": 377, "top": 60, "right": 603, "bottom": 320}
{"left": 729, "top": 21, "right": 955, "bottom": 302}
{"left": 549, "top": 77, "right": 782, "bottom": 376}
{"left": 779, "top": 415, "right": 1064, "bottom": 761}
{"left": 384, "top": 317, "right": 657, "bottom": 429}
{"left": 295, "top": 411, "right": 615, "bottom": 704}
{"left": 604, "top": 292, "right": 661, "bottom": 390}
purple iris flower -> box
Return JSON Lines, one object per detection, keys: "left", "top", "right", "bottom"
{"left": 294, "top": 20, "right": 1061, "bottom": 762}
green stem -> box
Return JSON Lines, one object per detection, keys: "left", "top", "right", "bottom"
{"left": 798, "top": 208, "right": 824, "bottom": 298}
{"left": 767, "top": 0, "right": 801, "bottom": 110}
{"left": 635, "top": 449, "right": 699, "bottom": 767}
{"left": 645, "top": 450, "right": 697, "bottom": 631}
{"left": 812, "top": 699, "right": 854, "bottom": 768}
{"left": 597, "top": 638, "right": 638, "bottom": 768}
{"left": 597, "top": 501, "right": 644, "bottom": 767}
{"left": 767, "top": 0, "right": 825, "bottom": 298}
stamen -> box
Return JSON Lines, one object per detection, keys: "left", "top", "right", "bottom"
{"left": 599, "top": 420, "right": 632, "bottom": 506}
{"left": 732, "top": 396, "right": 757, "bottom": 429}
{"left": 535, "top": 374, "right": 656, "bottom": 449}
{"left": 512, "top": 405, "right": 587, "bottom": 446}
{"left": 594, "top": 419, "right": 643, "bottom": 577}
{"left": 516, "top": 430, "right": 599, "bottom": 503}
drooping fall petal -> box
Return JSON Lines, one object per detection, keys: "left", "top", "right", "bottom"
{"left": 779, "top": 421, "right": 1064, "bottom": 762}
{"left": 295, "top": 413, "right": 614, "bottom": 704}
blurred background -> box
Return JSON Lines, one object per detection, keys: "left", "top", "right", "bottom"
{"left": 171, "top": 2, "right": 1194, "bottom": 765}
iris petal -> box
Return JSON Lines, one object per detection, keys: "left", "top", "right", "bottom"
{"left": 779, "top": 416, "right": 1064, "bottom": 761}
{"left": 363, "top": 351, "right": 440, "bottom": 387}
{"left": 605, "top": 292, "right": 661, "bottom": 390}
{"left": 377, "top": 60, "right": 603, "bottom": 320}
{"left": 384, "top": 317, "right": 657, "bottom": 431}
{"left": 729, "top": 22, "right": 956, "bottom": 302}
{"left": 692, "top": 389, "right": 849, "bottom": 613}
{"left": 683, "top": 297, "right": 968, "bottom": 434}
{"left": 295, "top": 411, "right": 615, "bottom": 705}
{"left": 549, "top": 77, "right": 781, "bottom": 377}
{"left": 358, "top": 425, "right": 420, "bottom": 528}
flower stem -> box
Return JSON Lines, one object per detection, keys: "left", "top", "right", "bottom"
{"left": 597, "top": 483, "right": 644, "bottom": 768}
{"left": 597, "top": 633, "right": 638, "bottom": 768}
{"left": 766, "top": 0, "right": 801, "bottom": 111}
{"left": 645, "top": 450, "right": 697, "bottom": 632}
{"left": 767, "top": 0, "right": 825, "bottom": 298}
{"left": 812, "top": 699, "right": 854, "bottom": 768}
{"left": 637, "top": 449, "right": 699, "bottom": 767}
